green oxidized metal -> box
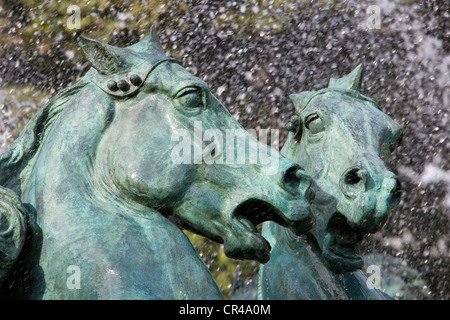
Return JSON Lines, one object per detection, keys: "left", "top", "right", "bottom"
{"left": 0, "top": 27, "right": 314, "bottom": 299}
{"left": 258, "top": 65, "right": 403, "bottom": 299}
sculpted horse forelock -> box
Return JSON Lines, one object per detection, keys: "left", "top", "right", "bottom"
{"left": 0, "top": 27, "right": 315, "bottom": 299}
{"left": 259, "top": 65, "right": 403, "bottom": 300}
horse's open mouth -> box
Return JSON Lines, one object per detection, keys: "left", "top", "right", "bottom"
{"left": 233, "top": 199, "right": 296, "bottom": 229}
{"left": 171, "top": 193, "right": 311, "bottom": 264}
{"left": 227, "top": 198, "right": 304, "bottom": 263}
{"left": 322, "top": 212, "right": 365, "bottom": 273}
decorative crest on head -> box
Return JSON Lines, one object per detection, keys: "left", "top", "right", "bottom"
{"left": 79, "top": 25, "right": 176, "bottom": 97}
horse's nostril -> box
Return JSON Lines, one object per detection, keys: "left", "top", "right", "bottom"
{"left": 282, "top": 165, "right": 312, "bottom": 196}
{"left": 296, "top": 169, "right": 313, "bottom": 200}
{"left": 344, "top": 167, "right": 365, "bottom": 186}
{"left": 393, "top": 178, "right": 402, "bottom": 195}
{"left": 340, "top": 166, "right": 368, "bottom": 197}
{"left": 282, "top": 166, "right": 301, "bottom": 189}
{"left": 390, "top": 178, "right": 402, "bottom": 205}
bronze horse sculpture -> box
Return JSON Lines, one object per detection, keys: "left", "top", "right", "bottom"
{"left": 258, "top": 65, "right": 403, "bottom": 299}
{"left": 0, "top": 27, "right": 315, "bottom": 299}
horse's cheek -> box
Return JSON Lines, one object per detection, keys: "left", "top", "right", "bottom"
{"left": 141, "top": 164, "right": 195, "bottom": 197}
{"left": 305, "top": 147, "right": 325, "bottom": 177}
{"left": 119, "top": 150, "right": 195, "bottom": 204}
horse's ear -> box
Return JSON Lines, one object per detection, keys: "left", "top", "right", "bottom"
{"left": 79, "top": 35, "right": 122, "bottom": 75}
{"left": 127, "top": 25, "right": 166, "bottom": 55}
{"left": 290, "top": 91, "right": 315, "bottom": 114}
{"left": 328, "top": 63, "right": 364, "bottom": 92}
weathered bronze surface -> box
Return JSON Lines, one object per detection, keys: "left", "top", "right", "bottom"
{"left": 0, "top": 27, "right": 314, "bottom": 299}
{"left": 258, "top": 65, "right": 403, "bottom": 299}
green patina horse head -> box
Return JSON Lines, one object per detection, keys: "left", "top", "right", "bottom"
{"left": 259, "top": 65, "right": 403, "bottom": 299}
{"left": 0, "top": 27, "right": 314, "bottom": 299}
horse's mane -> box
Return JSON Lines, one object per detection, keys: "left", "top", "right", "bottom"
{"left": 0, "top": 78, "right": 90, "bottom": 193}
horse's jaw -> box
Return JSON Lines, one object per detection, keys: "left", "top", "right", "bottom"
{"left": 320, "top": 212, "right": 365, "bottom": 274}
{"left": 229, "top": 198, "right": 313, "bottom": 263}
{"left": 297, "top": 161, "right": 395, "bottom": 274}
{"left": 172, "top": 181, "right": 313, "bottom": 264}
{"left": 316, "top": 180, "right": 398, "bottom": 274}
{"left": 306, "top": 188, "right": 366, "bottom": 274}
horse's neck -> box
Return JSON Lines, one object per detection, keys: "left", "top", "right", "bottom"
{"left": 16, "top": 102, "right": 222, "bottom": 299}
{"left": 22, "top": 93, "right": 169, "bottom": 241}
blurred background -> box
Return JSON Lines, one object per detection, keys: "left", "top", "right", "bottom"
{"left": 0, "top": 0, "right": 448, "bottom": 299}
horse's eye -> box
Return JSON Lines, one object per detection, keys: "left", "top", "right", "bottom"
{"left": 176, "top": 87, "right": 205, "bottom": 109}
{"left": 304, "top": 113, "right": 324, "bottom": 134}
